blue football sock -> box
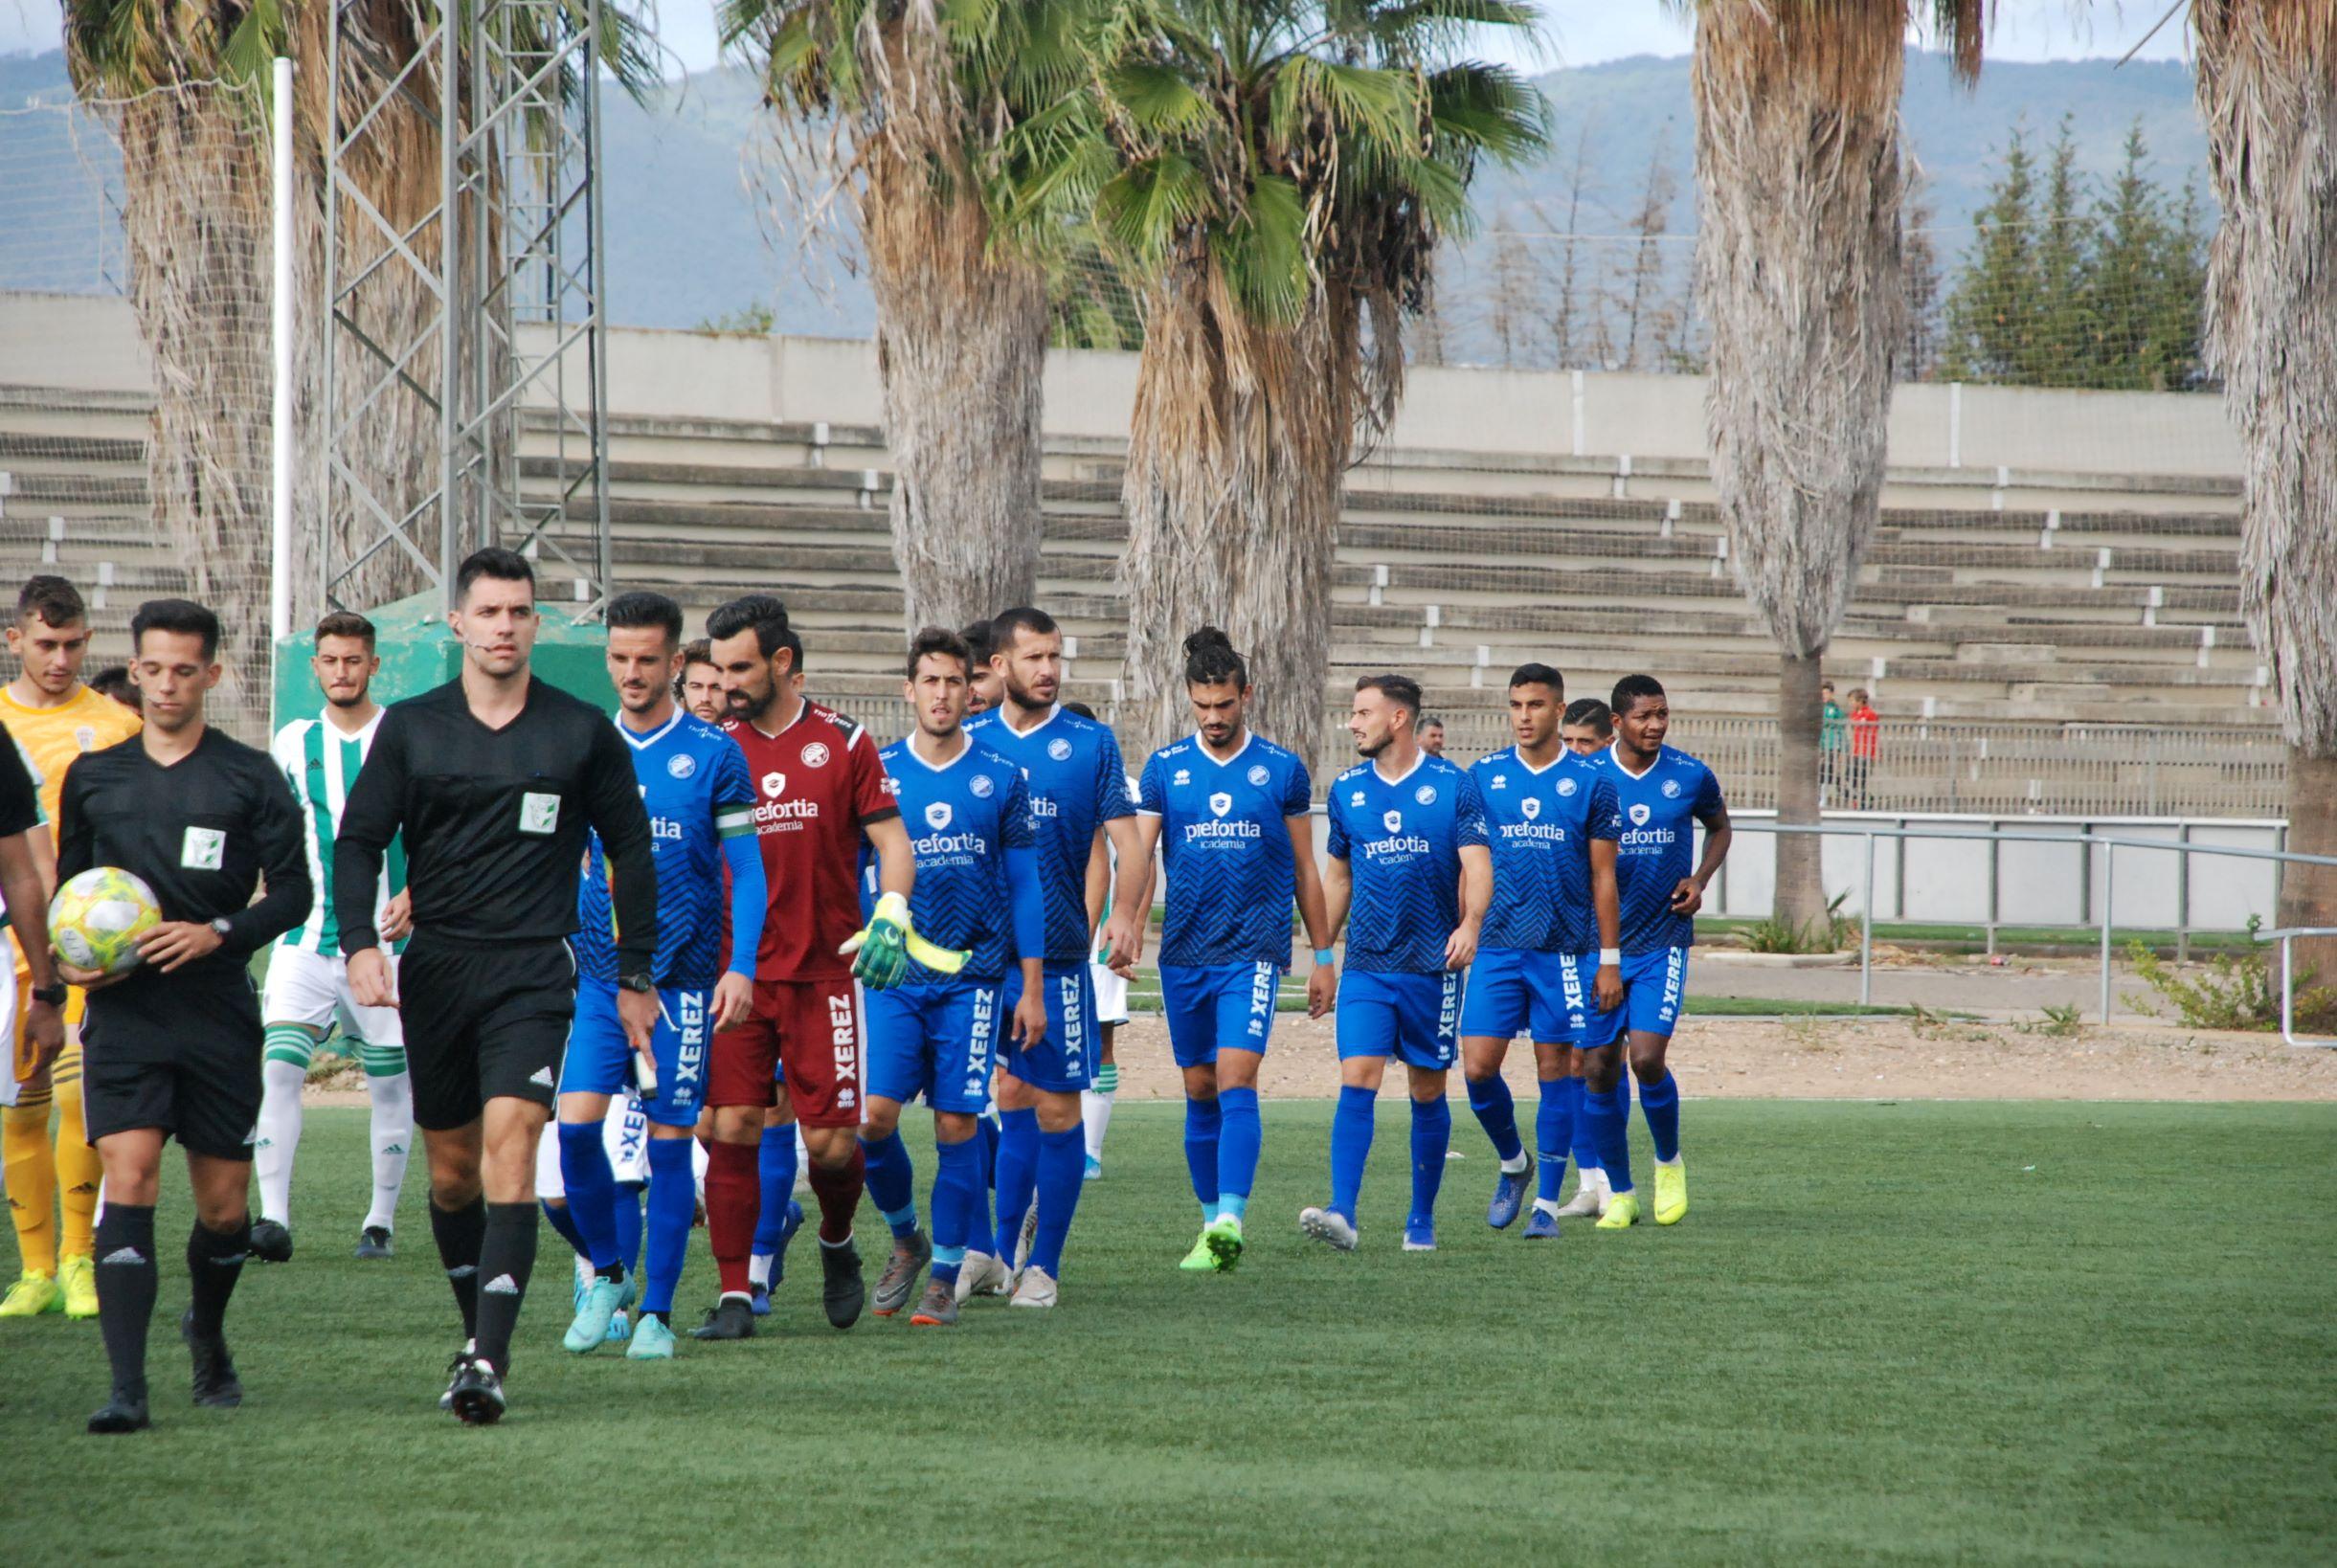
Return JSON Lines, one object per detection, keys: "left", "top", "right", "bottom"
{"left": 1588, "top": 1086, "right": 1633, "bottom": 1194}
{"left": 1028, "top": 1128, "right": 1086, "bottom": 1278}
{"left": 1408, "top": 1095, "right": 1451, "bottom": 1227}
{"left": 1329, "top": 1085, "right": 1376, "bottom": 1222}
{"left": 539, "top": 1196, "right": 587, "bottom": 1263}
{"left": 861, "top": 1130, "right": 919, "bottom": 1237}
{"left": 1640, "top": 1069, "right": 1681, "bottom": 1163}
{"left": 613, "top": 1182, "right": 644, "bottom": 1279}
{"left": 979, "top": 1112, "right": 1000, "bottom": 1190}
{"left": 753, "top": 1124, "right": 798, "bottom": 1257}
{"left": 1568, "top": 1076, "right": 1602, "bottom": 1176}
{"left": 993, "top": 1107, "right": 1040, "bottom": 1259}
{"left": 1536, "top": 1079, "right": 1571, "bottom": 1201}
{"left": 1183, "top": 1094, "right": 1223, "bottom": 1220}
{"left": 1464, "top": 1071, "right": 1523, "bottom": 1163}
{"left": 930, "top": 1135, "right": 979, "bottom": 1284}
{"left": 556, "top": 1120, "right": 623, "bottom": 1275}
{"left": 642, "top": 1137, "right": 695, "bottom": 1316}
{"left": 1216, "top": 1086, "right": 1261, "bottom": 1224}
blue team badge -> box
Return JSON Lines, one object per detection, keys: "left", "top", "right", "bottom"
{"left": 969, "top": 773, "right": 995, "bottom": 798}
{"left": 1414, "top": 784, "right": 1437, "bottom": 805}
{"left": 1247, "top": 764, "right": 1270, "bottom": 787}
{"left": 667, "top": 752, "right": 696, "bottom": 779}
{"left": 1630, "top": 803, "right": 1652, "bottom": 826}
{"left": 1209, "top": 792, "right": 1232, "bottom": 818}
{"left": 926, "top": 801, "right": 954, "bottom": 830}
{"left": 1048, "top": 738, "right": 1073, "bottom": 762}
{"left": 1558, "top": 776, "right": 1577, "bottom": 796}
{"left": 1662, "top": 779, "right": 1681, "bottom": 798}
{"left": 1382, "top": 809, "right": 1404, "bottom": 834}
{"left": 1521, "top": 796, "right": 1541, "bottom": 819}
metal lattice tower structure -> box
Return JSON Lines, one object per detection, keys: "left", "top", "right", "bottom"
{"left": 322, "top": 0, "right": 612, "bottom": 615}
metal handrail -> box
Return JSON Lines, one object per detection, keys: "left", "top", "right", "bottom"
{"left": 1721, "top": 819, "right": 2337, "bottom": 1036}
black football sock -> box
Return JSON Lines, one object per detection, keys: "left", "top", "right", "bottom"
{"left": 429, "top": 1196, "right": 487, "bottom": 1341}
{"left": 93, "top": 1202, "right": 158, "bottom": 1400}
{"left": 186, "top": 1215, "right": 251, "bottom": 1339}
{"left": 473, "top": 1202, "right": 539, "bottom": 1375}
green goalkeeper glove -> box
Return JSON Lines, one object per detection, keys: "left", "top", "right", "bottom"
{"left": 838, "top": 891, "right": 968, "bottom": 989}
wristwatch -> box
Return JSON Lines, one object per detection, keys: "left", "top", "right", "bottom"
{"left": 30, "top": 981, "right": 66, "bottom": 1007}
{"left": 618, "top": 972, "right": 655, "bottom": 996}
{"left": 210, "top": 917, "right": 235, "bottom": 942}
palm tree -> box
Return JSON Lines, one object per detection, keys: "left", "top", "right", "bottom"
{"left": 723, "top": 0, "right": 1107, "bottom": 631}
{"left": 1095, "top": 0, "right": 1544, "bottom": 772}
{"left": 1680, "top": 0, "right": 1987, "bottom": 940}
{"left": 2192, "top": 5, "right": 2337, "bottom": 993}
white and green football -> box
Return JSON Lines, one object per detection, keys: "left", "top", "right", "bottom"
{"left": 49, "top": 866, "right": 162, "bottom": 976}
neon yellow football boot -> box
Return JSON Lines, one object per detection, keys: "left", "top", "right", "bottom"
{"left": 1595, "top": 1191, "right": 1641, "bottom": 1231}
{"left": 1652, "top": 1160, "right": 1688, "bottom": 1226}
{"left": 0, "top": 1268, "right": 62, "bottom": 1317}
{"left": 1178, "top": 1228, "right": 1218, "bottom": 1271}
{"left": 59, "top": 1253, "right": 99, "bottom": 1318}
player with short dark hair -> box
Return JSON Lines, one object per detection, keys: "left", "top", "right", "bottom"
{"left": 1547, "top": 694, "right": 1623, "bottom": 1214}
{"left": 958, "top": 606, "right": 1141, "bottom": 1308}
{"left": 857, "top": 627, "right": 1045, "bottom": 1325}
{"left": 1062, "top": 700, "right": 1127, "bottom": 1178}
{"left": 1458, "top": 663, "right": 1624, "bottom": 1240}
{"left": 551, "top": 590, "right": 765, "bottom": 1361}
{"left": 694, "top": 594, "right": 914, "bottom": 1341}
{"left": 1561, "top": 698, "right": 1612, "bottom": 756}
{"left": 677, "top": 638, "right": 722, "bottom": 723}
{"left": 1418, "top": 716, "right": 1447, "bottom": 756}
{"left": 335, "top": 549, "right": 660, "bottom": 1422}
{"left": 1585, "top": 675, "right": 1732, "bottom": 1230}
{"left": 961, "top": 619, "right": 1000, "bottom": 714}
{"left": 1112, "top": 628, "right": 1334, "bottom": 1272}
{"left": 86, "top": 666, "right": 139, "bottom": 711}
{"left": 1301, "top": 674, "right": 1490, "bottom": 1253}
{"left": 252, "top": 610, "right": 415, "bottom": 1266}
{"left": 56, "top": 597, "right": 312, "bottom": 1432}
{"left": 2, "top": 572, "right": 139, "bottom": 1324}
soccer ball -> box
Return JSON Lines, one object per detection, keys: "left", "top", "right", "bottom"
{"left": 49, "top": 866, "right": 162, "bottom": 976}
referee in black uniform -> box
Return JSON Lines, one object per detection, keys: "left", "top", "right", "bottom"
{"left": 53, "top": 599, "right": 311, "bottom": 1432}
{"left": 335, "top": 549, "right": 658, "bottom": 1423}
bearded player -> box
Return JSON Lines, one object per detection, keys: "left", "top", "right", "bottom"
{"left": 694, "top": 594, "right": 914, "bottom": 1340}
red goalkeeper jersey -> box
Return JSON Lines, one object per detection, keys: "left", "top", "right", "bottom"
{"left": 725, "top": 701, "right": 898, "bottom": 981}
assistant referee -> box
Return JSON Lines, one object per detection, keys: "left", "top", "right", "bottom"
{"left": 54, "top": 599, "right": 312, "bottom": 1433}
{"left": 335, "top": 549, "right": 658, "bottom": 1424}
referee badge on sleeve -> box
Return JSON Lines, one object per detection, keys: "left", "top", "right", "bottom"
{"left": 181, "top": 825, "right": 226, "bottom": 869}
{"left": 520, "top": 792, "right": 562, "bottom": 835}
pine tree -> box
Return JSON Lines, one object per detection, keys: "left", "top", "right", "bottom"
{"left": 1939, "top": 123, "right": 2037, "bottom": 382}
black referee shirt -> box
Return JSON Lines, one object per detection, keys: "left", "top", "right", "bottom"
{"left": 333, "top": 676, "right": 657, "bottom": 971}
{"left": 56, "top": 727, "right": 312, "bottom": 991}
{"left": 0, "top": 724, "right": 39, "bottom": 840}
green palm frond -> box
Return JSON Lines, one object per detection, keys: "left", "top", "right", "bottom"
{"left": 1212, "top": 168, "right": 1312, "bottom": 324}
{"left": 1097, "top": 151, "right": 1212, "bottom": 266}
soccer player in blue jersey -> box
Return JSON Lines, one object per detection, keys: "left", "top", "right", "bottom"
{"left": 1586, "top": 675, "right": 1731, "bottom": 1229}
{"left": 1113, "top": 629, "right": 1336, "bottom": 1273}
{"left": 1300, "top": 674, "right": 1491, "bottom": 1252}
{"left": 1459, "top": 664, "right": 1626, "bottom": 1239}
{"left": 1554, "top": 696, "right": 1625, "bottom": 1216}
{"left": 857, "top": 628, "right": 1047, "bottom": 1326}
{"left": 960, "top": 607, "right": 1142, "bottom": 1308}
{"left": 553, "top": 593, "right": 766, "bottom": 1358}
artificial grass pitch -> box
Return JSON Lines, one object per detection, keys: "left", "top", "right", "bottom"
{"left": 3, "top": 1100, "right": 2331, "bottom": 1564}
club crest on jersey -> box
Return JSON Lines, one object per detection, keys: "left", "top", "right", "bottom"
{"left": 1521, "top": 796, "right": 1541, "bottom": 820}
{"left": 925, "top": 801, "right": 954, "bottom": 830}
{"left": 969, "top": 773, "right": 995, "bottom": 798}
{"left": 1382, "top": 809, "right": 1403, "bottom": 835}
{"left": 1662, "top": 779, "right": 1681, "bottom": 798}
{"left": 800, "top": 742, "right": 830, "bottom": 768}
{"left": 1047, "top": 737, "right": 1073, "bottom": 762}
{"left": 1209, "top": 792, "right": 1231, "bottom": 818}
{"left": 1414, "top": 784, "right": 1437, "bottom": 805}
{"left": 1629, "top": 802, "right": 1652, "bottom": 827}
{"left": 75, "top": 725, "right": 97, "bottom": 751}
{"left": 1558, "top": 776, "right": 1577, "bottom": 796}
{"left": 1247, "top": 764, "right": 1270, "bottom": 787}
{"left": 666, "top": 752, "right": 696, "bottom": 779}
{"left": 761, "top": 771, "right": 786, "bottom": 797}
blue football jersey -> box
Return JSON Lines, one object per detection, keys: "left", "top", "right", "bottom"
{"left": 1325, "top": 754, "right": 1488, "bottom": 974}
{"left": 965, "top": 706, "right": 1133, "bottom": 963}
{"left": 1138, "top": 731, "right": 1312, "bottom": 967}
{"left": 1591, "top": 743, "right": 1727, "bottom": 953}
{"left": 879, "top": 735, "right": 1034, "bottom": 983}
{"left": 1470, "top": 748, "right": 1621, "bottom": 953}
{"left": 571, "top": 711, "right": 757, "bottom": 987}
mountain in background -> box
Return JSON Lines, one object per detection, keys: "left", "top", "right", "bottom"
{"left": 0, "top": 47, "right": 2207, "bottom": 340}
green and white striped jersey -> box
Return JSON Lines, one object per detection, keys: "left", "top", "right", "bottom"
{"left": 271, "top": 709, "right": 407, "bottom": 955}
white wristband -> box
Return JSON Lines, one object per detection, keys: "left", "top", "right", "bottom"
{"left": 1599, "top": 949, "right": 1621, "bottom": 967}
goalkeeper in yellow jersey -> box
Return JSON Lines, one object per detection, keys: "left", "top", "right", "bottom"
{"left": 0, "top": 576, "right": 142, "bottom": 1321}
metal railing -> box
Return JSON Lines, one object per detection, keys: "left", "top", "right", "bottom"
{"left": 2255, "top": 928, "right": 2337, "bottom": 1048}
{"left": 1728, "top": 819, "right": 2337, "bottom": 1040}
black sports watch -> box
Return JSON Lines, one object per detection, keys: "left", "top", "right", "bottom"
{"left": 618, "top": 972, "right": 655, "bottom": 996}
{"left": 30, "top": 981, "right": 67, "bottom": 1008}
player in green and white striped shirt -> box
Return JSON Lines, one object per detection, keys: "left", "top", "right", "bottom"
{"left": 252, "top": 612, "right": 414, "bottom": 1264}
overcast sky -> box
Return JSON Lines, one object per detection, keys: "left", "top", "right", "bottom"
{"left": 0, "top": 1, "right": 2189, "bottom": 75}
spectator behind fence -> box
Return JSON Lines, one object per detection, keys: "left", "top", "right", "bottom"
{"left": 1819, "top": 680, "right": 1844, "bottom": 807}
{"left": 1846, "top": 688, "right": 1880, "bottom": 809}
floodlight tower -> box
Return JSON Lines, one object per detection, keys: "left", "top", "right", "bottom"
{"left": 320, "top": 0, "right": 613, "bottom": 615}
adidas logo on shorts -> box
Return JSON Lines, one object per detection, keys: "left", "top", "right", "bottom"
{"left": 483, "top": 1274, "right": 521, "bottom": 1295}
{"left": 101, "top": 1247, "right": 146, "bottom": 1266}
{"left": 528, "top": 1066, "right": 554, "bottom": 1087}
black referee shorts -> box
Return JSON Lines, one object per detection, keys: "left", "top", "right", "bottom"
{"left": 398, "top": 933, "right": 577, "bottom": 1131}
{"left": 80, "top": 974, "right": 265, "bottom": 1161}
